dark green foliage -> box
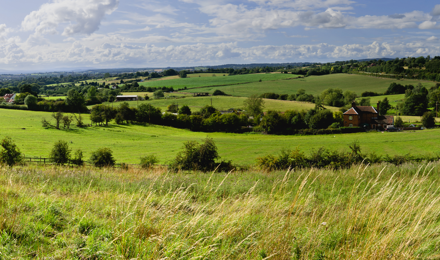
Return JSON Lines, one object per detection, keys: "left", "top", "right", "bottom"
{"left": 24, "top": 95, "right": 38, "bottom": 109}
{"left": 320, "top": 88, "right": 345, "bottom": 107}
{"left": 71, "top": 149, "right": 84, "bottom": 166}
{"left": 179, "top": 70, "right": 188, "bottom": 78}
{"left": 244, "top": 95, "right": 265, "bottom": 117}
{"left": 378, "top": 98, "right": 391, "bottom": 115}
{"left": 153, "top": 90, "right": 164, "bottom": 99}
{"left": 0, "top": 137, "right": 22, "bottom": 166}
{"left": 308, "top": 110, "right": 334, "bottom": 129}
{"left": 358, "top": 97, "right": 371, "bottom": 106}
{"left": 394, "top": 117, "right": 404, "bottom": 127}
{"left": 421, "top": 112, "right": 435, "bottom": 128}
{"left": 140, "top": 155, "right": 159, "bottom": 169}
{"left": 50, "top": 140, "right": 71, "bottom": 165}
{"left": 213, "top": 89, "right": 226, "bottom": 96}
{"left": 402, "top": 93, "right": 427, "bottom": 116}
{"left": 178, "top": 105, "right": 191, "bottom": 115}
{"left": 171, "top": 138, "right": 220, "bottom": 172}
{"left": 89, "top": 148, "right": 115, "bottom": 167}
{"left": 260, "top": 110, "right": 282, "bottom": 133}
{"left": 200, "top": 105, "right": 217, "bottom": 118}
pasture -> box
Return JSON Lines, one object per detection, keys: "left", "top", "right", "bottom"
{"left": 183, "top": 74, "right": 433, "bottom": 97}
{"left": 138, "top": 73, "right": 297, "bottom": 90}
{"left": 108, "top": 96, "right": 337, "bottom": 112}
{"left": 1, "top": 109, "right": 440, "bottom": 165}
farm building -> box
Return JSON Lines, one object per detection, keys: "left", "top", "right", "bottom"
{"left": 343, "top": 101, "right": 394, "bottom": 130}
{"left": 3, "top": 94, "right": 16, "bottom": 104}
{"left": 193, "top": 93, "right": 210, "bottom": 97}
{"left": 116, "top": 95, "right": 138, "bottom": 102}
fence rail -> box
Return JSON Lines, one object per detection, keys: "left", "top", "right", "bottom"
{"left": 21, "top": 156, "right": 167, "bottom": 168}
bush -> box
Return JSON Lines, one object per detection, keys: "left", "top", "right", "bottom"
{"left": 394, "top": 117, "right": 404, "bottom": 127}
{"left": 71, "top": 149, "right": 84, "bottom": 166}
{"left": 140, "top": 155, "right": 159, "bottom": 169}
{"left": 50, "top": 140, "right": 71, "bottom": 165}
{"left": 89, "top": 148, "right": 115, "bottom": 167}
{"left": 171, "top": 138, "right": 220, "bottom": 172}
{"left": 213, "top": 89, "right": 226, "bottom": 96}
{"left": 178, "top": 105, "right": 191, "bottom": 115}
{"left": 421, "top": 112, "right": 435, "bottom": 128}
{"left": 0, "top": 137, "right": 22, "bottom": 166}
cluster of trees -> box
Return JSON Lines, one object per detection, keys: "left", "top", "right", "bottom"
{"left": 259, "top": 89, "right": 315, "bottom": 102}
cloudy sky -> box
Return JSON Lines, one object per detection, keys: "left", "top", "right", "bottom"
{"left": 0, "top": 0, "right": 440, "bottom": 71}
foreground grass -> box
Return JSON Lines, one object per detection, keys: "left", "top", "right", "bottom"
{"left": 2, "top": 109, "right": 440, "bottom": 165}
{"left": 1, "top": 163, "right": 440, "bottom": 259}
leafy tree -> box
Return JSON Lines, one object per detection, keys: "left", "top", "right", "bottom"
{"left": 213, "top": 89, "right": 226, "bottom": 96}
{"left": 320, "top": 88, "right": 345, "bottom": 107}
{"left": 24, "top": 95, "right": 38, "bottom": 109}
{"left": 52, "top": 111, "right": 64, "bottom": 129}
{"left": 154, "top": 90, "right": 164, "bottom": 99}
{"left": 421, "top": 112, "right": 436, "bottom": 128}
{"left": 171, "top": 138, "right": 219, "bottom": 172}
{"left": 62, "top": 115, "right": 73, "bottom": 129}
{"left": 243, "top": 94, "right": 265, "bottom": 117}
{"left": 358, "top": 97, "right": 371, "bottom": 106}
{"left": 178, "top": 105, "right": 191, "bottom": 115}
{"left": 378, "top": 98, "right": 392, "bottom": 115}
{"left": 394, "top": 117, "right": 404, "bottom": 127}
{"left": 0, "top": 88, "right": 11, "bottom": 96}
{"left": 308, "top": 109, "right": 334, "bottom": 129}
{"left": 140, "top": 155, "right": 159, "bottom": 169}
{"left": 50, "top": 140, "right": 71, "bottom": 165}
{"left": 260, "top": 110, "right": 282, "bottom": 133}
{"left": 71, "top": 149, "right": 84, "bottom": 166}
{"left": 89, "top": 148, "right": 115, "bottom": 167}
{"left": 0, "top": 137, "right": 22, "bottom": 166}
{"left": 167, "top": 103, "right": 179, "bottom": 113}
{"left": 66, "top": 89, "right": 87, "bottom": 113}
{"left": 402, "top": 94, "right": 427, "bottom": 116}
{"left": 343, "top": 90, "right": 357, "bottom": 105}
{"left": 179, "top": 70, "right": 188, "bottom": 78}
{"left": 200, "top": 105, "right": 217, "bottom": 118}
{"left": 137, "top": 103, "right": 162, "bottom": 124}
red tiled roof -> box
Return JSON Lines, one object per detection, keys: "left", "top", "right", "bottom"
{"left": 343, "top": 107, "right": 359, "bottom": 115}
{"left": 373, "top": 116, "right": 394, "bottom": 125}
{"left": 354, "top": 106, "right": 377, "bottom": 114}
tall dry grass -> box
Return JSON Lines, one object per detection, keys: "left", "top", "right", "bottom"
{"left": 0, "top": 163, "right": 439, "bottom": 259}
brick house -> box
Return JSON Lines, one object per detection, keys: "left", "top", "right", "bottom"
{"left": 343, "top": 101, "right": 394, "bottom": 130}
{"left": 3, "top": 94, "right": 16, "bottom": 104}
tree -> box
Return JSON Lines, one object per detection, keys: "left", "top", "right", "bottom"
{"left": 50, "top": 140, "right": 71, "bottom": 165}
{"left": 171, "top": 138, "right": 219, "bottom": 172}
{"left": 178, "top": 105, "right": 191, "bottom": 115}
{"left": 394, "top": 117, "right": 404, "bottom": 127}
{"left": 167, "top": 103, "right": 179, "bottom": 113}
{"left": 378, "top": 98, "right": 391, "bottom": 115}
{"left": 200, "top": 105, "right": 217, "bottom": 118}
{"left": 140, "top": 155, "right": 159, "bottom": 169}
{"left": 52, "top": 112, "right": 64, "bottom": 129}
{"left": 154, "top": 90, "right": 164, "bottom": 99}
{"left": 179, "top": 70, "right": 188, "bottom": 78}
{"left": 421, "top": 112, "right": 435, "bottom": 128}
{"left": 243, "top": 94, "right": 265, "bottom": 117}
{"left": 24, "top": 95, "right": 38, "bottom": 109}
{"left": 320, "top": 88, "right": 345, "bottom": 107}
{"left": 0, "top": 137, "right": 22, "bottom": 166}
{"left": 71, "top": 149, "right": 84, "bottom": 166}
{"left": 260, "top": 110, "right": 282, "bottom": 133}
{"left": 0, "top": 88, "right": 11, "bottom": 96}
{"left": 343, "top": 90, "right": 357, "bottom": 105}
{"left": 213, "top": 89, "right": 226, "bottom": 96}
{"left": 402, "top": 94, "right": 427, "bottom": 116}
{"left": 62, "top": 115, "right": 73, "bottom": 129}
{"left": 308, "top": 109, "right": 334, "bottom": 129}
{"left": 66, "top": 89, "right": 87, "bottom": 113}
{"left": 89, "top": 148, "right": 115, "bottom": 167}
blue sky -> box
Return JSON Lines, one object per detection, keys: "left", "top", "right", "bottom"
{"left": 0, "top": 0, "right": 439, "bottom": 71}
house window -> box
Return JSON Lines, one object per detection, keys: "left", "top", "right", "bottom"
{"left": 349, "top": 116, "right": 353, "bottom": 120}
{"left": 349, "top": 124, "right": 353, "bottom": 127}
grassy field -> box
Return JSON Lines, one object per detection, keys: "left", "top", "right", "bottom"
{"left": 107, "top": 96, "right": 337, "bottom": 112}
{"left": 1, "top": 109, "right": 440, "bottom": 165}
{"left": 1, "top": 164, "right": 440, "bottom": 258}
{"left": 356, "top": 93, "right": 405, "bottom": 107}
{"left": 138, "top": 73, "right": 298, "bottom": 90}
{"left": 183, "top": 74, "right": 434, "bottom": 97}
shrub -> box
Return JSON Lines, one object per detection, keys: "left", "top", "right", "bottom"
{"left": 167, "top": 103, "right": 179, "bottom": 113}
{"left": 178, "top": 105, "right": 191, "bottom": 115}
{"left": 421, "top": 112, "right": 435, "bottom": 128}
{"left": 394, "top": 117, "right": 404, "bottom": 127}
{"left": 0, "top": 137, "right": 23, "bottom": 166}
{"left": 50, "top": 140, "right": 71, "bottom": 165}
{"left": 140, "top": 155, "right": 159, "bottom": 169}
{"left": 89, "top": 148, "right": 115, "bottom": 167}
{"left": 171, "top": 138, "right": 220, "bottom": 172}
{"left": 213, "top": 89, "right": 226, "bottom": 96}
{"left": 153, "top": 90, "right": 164, "bottom": 99}
{"left": 71, "top": 149, "right": 84, "bottom": 166}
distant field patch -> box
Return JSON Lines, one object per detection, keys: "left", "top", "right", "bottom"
{"left": 184, "top": 74, "right": 434, "bottom": 97}
{"left": 138, "top": 73, "right": 298, "bottom": 89}
{"left": 109, "top": 96, "right": 336, "bottom": 112}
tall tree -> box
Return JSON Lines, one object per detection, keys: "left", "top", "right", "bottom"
{"left": 243, "top": 94, "right": 265, "bottom": 117}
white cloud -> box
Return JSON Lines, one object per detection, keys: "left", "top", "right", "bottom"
{"left": 419, "top": 21, "right": 438, "bottom": 30}
{"left": 433, "top": 5, "right": 440, "bottom": 16}
{"left": 135, "top": 3, "right": 179, "bottom": 15}
{"left": 21, "top": 0, "right": 119, "bottom": 36}
{"left": 427, "top": 36, "right": 438, "bottom": 42}
{"left": 247, "top": 0, "right": 355, "bottom": 10}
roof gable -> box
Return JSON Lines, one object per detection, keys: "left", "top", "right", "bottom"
{"left": 344, "top": 107, "right": 358, "bottom": 115}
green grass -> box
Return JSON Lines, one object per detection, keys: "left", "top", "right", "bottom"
{"left": 107, "top": 96, "right": 337, "bottom": 112}
{"left": 1, "top": 109, "right": 440, "bottom": 165}
{"left": 138, "top": 73, "right": 297, "bottom": 90}
{"left": 356, "top": 94, "right": 405, "bottom": 107}
{"left": 1, "top": 164, "right": 440, "bottom": 258}
{"left": 183, "top": 74, "right": 434, "bottom": 97}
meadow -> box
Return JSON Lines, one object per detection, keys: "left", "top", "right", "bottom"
{"left": 108, "top": 96, "right": 337, "bottom": 112}
{"left": 138, "top": 73, "right": 297, "bottom": 90}
{"left": 182, "top": 74, "right": 433, "bottom": 97}
{"left": 1, "top": 163, "right": 440, "bottom": 258}
{"left": 1, "top": 109, "right": 440, "bottom": 165}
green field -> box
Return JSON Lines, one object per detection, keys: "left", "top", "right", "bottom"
{"left": 1, "top": 109, "right": 440, "bottom": 165}
{"left": 356, "top": 94, "right": 405, "bottom": 107}
{"left": 108, "top": 96, "right": 337, "bottom": 112}
{"left": 138, "top": 73, "right": 297, "bottom": 89}
{"left": 1, "top": 164, "right": 439, "bottom": 258}
{"left": 183, "top": 74, "right": 434, "bottom": 97}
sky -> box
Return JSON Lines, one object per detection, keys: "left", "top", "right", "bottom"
{"left": 0, "top": 0, "right": 440, "bottom": 71}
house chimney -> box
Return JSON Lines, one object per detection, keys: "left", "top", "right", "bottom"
{"left": 377, "top": 101, "right": 381, "bottom": 115}
{"left": 351, "top": 101, "right": 356, "bottom": 108}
